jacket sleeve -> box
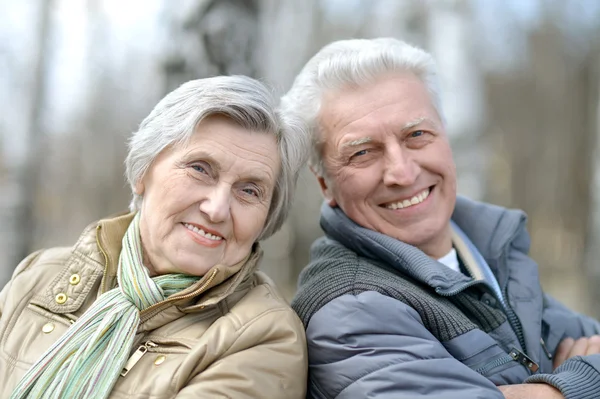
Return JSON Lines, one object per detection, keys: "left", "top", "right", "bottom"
{"left": 523, "top": 295, "right": 600, "bottom": 399}
{"left": 525, "top": 355, "right": 600, "bottom": 399}
{"left": 305, "top": 291, "right": 504, "bottom": 399}
{"left": 174, "top": 307, "right": 308, "bottom": 399}
{"left": 0, "top": 250, "right": 43, "bottom": 318}
{"left": 542, "top": 294, "right": 600, "bottom": 338}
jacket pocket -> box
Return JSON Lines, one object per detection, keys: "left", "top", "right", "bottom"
{"left": 112, "top": 336, "right": 193, "bottom": 397}
{"left": 2, "top": 303, "right": 75, "bottom": 368}
{"left": 27, "top": 303, "right": 77, "bottom": 326}
{"left": 443, "top": 328, "right": 529, "bottom": 384}
{"left": 120, "top": 337, "right": 192, "bottom": 376}
{"left": 472, "top": 352, "right": 516, "bottom": 376}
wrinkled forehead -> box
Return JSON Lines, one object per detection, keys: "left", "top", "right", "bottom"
{"left": 162, "top": 116, "right": 281, "bottom": 182}
{"left": 318, "top": 74, "right": 442, "bottom": 140}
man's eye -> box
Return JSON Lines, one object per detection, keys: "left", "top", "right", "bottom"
{"left": 191, "top": 165, "right": 207, "bottom": 174}
{"left": 410, "top": 130, "right": 425, "bottom": 138}
{"left": 353, "top": 149, "right": 369, "bottom": 158}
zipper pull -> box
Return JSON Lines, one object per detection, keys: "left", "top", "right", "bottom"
{"left": 509, "top": 348, "right": 539, "bottom": 373}
{"left": 121, "top": 341, "right": 157, "bottom": 377}
{"left": 540, "top": 338, "right": 553, "bottom": 360}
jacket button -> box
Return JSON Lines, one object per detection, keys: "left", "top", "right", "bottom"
{"left": 154, "top": 355, "right": 166, "bottom": 366}
{"left": 42, "top": 322, "right": 55, "bottom": 333}
{"left": 69, "top": 274, "right": 81, "bottom": 285}
{"left": 55, "top": 293, "right": 68, "bottom": 304}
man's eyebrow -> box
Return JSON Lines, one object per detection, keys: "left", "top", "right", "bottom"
{"left": 341, "top": 137, "right": 372, "bottom": 148}
{"left": 400, "top": 117, "right": 429, "bottom": 132}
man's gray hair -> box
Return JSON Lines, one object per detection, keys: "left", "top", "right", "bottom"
{"left": 125, "top": 75, "right": 309, "bottom": 240}
{"left": 280, "top": 38, "right": 444, "bottom": 177}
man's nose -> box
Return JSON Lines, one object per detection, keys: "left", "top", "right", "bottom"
{"left": 382, "top": 147, "right": 420, "bottom": 187}
{"left": 199, "top": 185, "right": 231, "bottom": 223}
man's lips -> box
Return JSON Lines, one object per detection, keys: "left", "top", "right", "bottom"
{"left": 380, "top": 186, "right": 433, "bottom": 210}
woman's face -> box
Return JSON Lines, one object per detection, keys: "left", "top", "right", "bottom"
{"left": 135, "top": 115, "right": 280, "bottom": 276}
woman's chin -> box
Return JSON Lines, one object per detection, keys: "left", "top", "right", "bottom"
{"left": 171, "top": 259, "right": 216, "bottom": 276}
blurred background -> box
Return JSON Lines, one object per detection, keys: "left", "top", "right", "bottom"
{"left": 1, "top": 0, "right": 600, "bottom": 316}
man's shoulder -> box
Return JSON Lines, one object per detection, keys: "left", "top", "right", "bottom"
{"left": 292, "top": 236, "right": 410, "bottom": 328}
{"left": 453, "top": 196, "right": 529, "bottom": 258}
{"left": 302, "top": 236, "right": 390, "bottom": 284}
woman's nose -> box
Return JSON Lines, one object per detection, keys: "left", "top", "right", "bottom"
{"left": 198, "top": 187, "right": 230, "bottom": 223}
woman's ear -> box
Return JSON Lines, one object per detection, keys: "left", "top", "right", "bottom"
{"left": 134, "top": 181, "right": 145, "bottom": 196}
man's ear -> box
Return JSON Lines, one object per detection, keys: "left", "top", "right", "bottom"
{"left": 310, "top": 166, "right": 337, "bottom": 207}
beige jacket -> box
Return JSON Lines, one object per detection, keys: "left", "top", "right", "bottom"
{"left": 0, "top": 213, "right": 307, "bottom": 398}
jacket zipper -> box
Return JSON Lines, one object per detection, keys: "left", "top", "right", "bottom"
{"left": 540, "top": 320, "right": 553, "bottom": 360}
{"left": 540, "top": 337, "right": 553, "bottom": 360}
{"left": 96, "top": 225, "right": 110, "bottom": 294}
{"left": 120, "top": 341, "right": 158, "bottom": 377}
{"left": 475, "top": 354, "right": 514, "bottom": 375}
{"left": 436, "top": 255, "right": 539, "bottom": 374}
{"left": 499, "top": 253, "right": 527, "bottom": 355}
{"left": 497, "top": 249, "right": 540, "bottom": 373}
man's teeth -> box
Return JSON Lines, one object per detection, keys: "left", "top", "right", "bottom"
{"left": 183, "top": 223, "right": 223, "bottom": 241}
{"left": 386, "top": 188, "right": 430, "bottom": 210}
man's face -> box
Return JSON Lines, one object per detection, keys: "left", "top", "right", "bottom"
{"left": 317, "top": 73, "right": 456, "bottom": 258}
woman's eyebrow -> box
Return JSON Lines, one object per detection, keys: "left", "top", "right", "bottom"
{"left": 181, "top": 150, "right": 221, "bottom": 170}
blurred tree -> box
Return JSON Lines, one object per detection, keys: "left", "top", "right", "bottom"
{"left": 484, "top": 15, "right": 599, "bottom": 315}
{"left": 3, "top": 0, "right": 263, "bottom": 284}
{"left": 14, "top": 0, "right": 53, "bottom": 264}
{"left": 160, "top": 0, "right": 260, "bottom": 93}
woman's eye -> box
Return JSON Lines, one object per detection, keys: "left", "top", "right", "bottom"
{"left": 242, "top": 187, "right": 259, "bottom": 197}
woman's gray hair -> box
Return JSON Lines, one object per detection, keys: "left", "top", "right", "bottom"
{"left": 125, "top": 75, "right": 309, "bottom": 240}
{"left": 280, "top": 38, "right": 444, "bottom": 177}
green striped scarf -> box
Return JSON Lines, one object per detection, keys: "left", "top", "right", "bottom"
{"left": 11, "top": 213, "right": 200, "bottom": 399}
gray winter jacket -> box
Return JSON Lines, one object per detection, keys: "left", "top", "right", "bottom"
{"left": 291, "top": 196, "right": 600, "bottom": 399}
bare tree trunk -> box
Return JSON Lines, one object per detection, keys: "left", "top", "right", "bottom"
{"left": 483, "top": 20, "right": 596, "bottom": 314}
{"left": 584, "top": 40, "right": 600, "bottom": 317}
{"left": 13, "top": 0, "right": 53, "bottom": 264}
{"left": 160, "top": 0, "right": 260, "bottom": 93}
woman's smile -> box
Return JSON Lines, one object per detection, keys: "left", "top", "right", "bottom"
{"left": 182, "top": 222, "right": 225, "bottom": 248}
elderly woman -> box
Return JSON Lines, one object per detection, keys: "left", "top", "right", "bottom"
{"left": 0, "top": 76, "right": 309, "bottom": 398}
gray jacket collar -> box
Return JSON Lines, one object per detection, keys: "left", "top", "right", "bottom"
{"left": 451, "top": 196, "right": 528, "bottom": 262}
{"left": 319, "top": 195, "right": 528, "bottom": 293}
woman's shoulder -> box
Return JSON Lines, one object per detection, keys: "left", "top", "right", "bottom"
{"left": 9, "top": 247, "right": 72, "bottom": 284}
{"left": 1, "top": 247, "right": 74, "bottom": 307}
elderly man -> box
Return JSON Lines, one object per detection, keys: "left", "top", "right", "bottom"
{"left": 282, "top": 38, "right": 600, "bottom": 399}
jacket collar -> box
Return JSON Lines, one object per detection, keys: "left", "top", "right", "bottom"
{"left": 318, "top": 196, "right": 527, "bottom": 292}
{"left": 36, "top": 212, "right": 261, "bottom": 325}
{"left": 451, "top": 196, "right": 528, "bottom": 261}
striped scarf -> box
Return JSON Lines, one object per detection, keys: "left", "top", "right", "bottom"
{"left": 11, "top": 213, "right": 200, "bottom": 399}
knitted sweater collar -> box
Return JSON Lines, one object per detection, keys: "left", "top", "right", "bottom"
{"left": 319, "top": 196, "right": 524, "bottom": 294}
